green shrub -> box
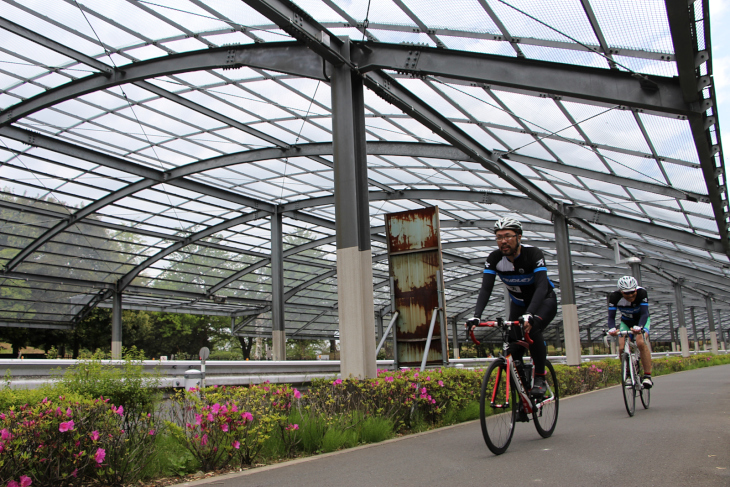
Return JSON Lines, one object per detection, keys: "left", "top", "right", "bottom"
{"left": 359, "top": 416, "right": 393, "bottom": 443}
{"left": 56, "top": 347, "right": 161, "bottom": 415}
{"left": 321, "top": 427, "right": 357, "bottom": 453}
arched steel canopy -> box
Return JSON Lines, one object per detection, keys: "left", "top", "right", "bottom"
{"left": 0, "top": 0, "right": 728, "bottom": 346}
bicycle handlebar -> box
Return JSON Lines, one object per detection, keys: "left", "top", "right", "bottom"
{"left": 468, "top": 320, "right": 533, "bottom": 346}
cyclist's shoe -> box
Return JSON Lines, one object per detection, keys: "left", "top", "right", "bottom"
{"left": 624, "top": 376, "right": 633, "bottom": 387}
{"left": 642, "top": 375, "right": 653, "bottom": 389}
{"left": 530, "top": 376, "right": 547, "bottom": 397}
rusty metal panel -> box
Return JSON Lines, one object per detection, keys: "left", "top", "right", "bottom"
{"left": 384, "top": 207, "right": 447, "bottom": 367}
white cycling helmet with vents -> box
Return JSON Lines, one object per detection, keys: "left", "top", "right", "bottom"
{"left": 493, "top": 217, "right": 522, "bottom": 234}
{"left": 617, "top": 276, "right": 638, "bottom": 292}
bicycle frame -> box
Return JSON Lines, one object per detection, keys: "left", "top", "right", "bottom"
{"left": 617, "top": 330, "right": 642, "bottom": 388}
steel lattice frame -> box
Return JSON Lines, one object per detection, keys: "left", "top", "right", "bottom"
{"left": 0, "top": 0, "right": 728, "bottom": 347}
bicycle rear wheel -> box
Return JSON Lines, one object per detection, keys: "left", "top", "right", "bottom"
{"left": 621, "top": 352, "right": 636, "bottom": 417}
{"left": 636, "top": 359, "right": 651, "bottom": 409}
{"left": 480, "top": 359, "right": 516, "bottom": 455}
{"left": 532, "top": 361, "right": 559, "bottom": 438}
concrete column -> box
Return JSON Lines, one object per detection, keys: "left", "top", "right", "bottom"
{"left": 690, "top": 307, "right": 699, "bottom": 352}
{"left": 667, "top": 304, "right": 676, "bottom": 352}
{"left": 701, "top": 328, "right": 707, "bottom": 351}
{"left": 674, "top": 282, "right": 690, "bottom": 357}
{"left": 718, "top": 310, "right": 726, "bottom": 351}
{"left": 705, "top": 296, "right": 718, "bottom": 354}
{"left": 112, "top": 291, "right": 122, "bottom": 360}
{"left": 553, "top": 211, "right": 580, "bottom": 365}
{"left": 331, "top": 40, "right": 376, "bottom": 379}
{"left": 271, "top": 211, "right": 286, "bottom": 361}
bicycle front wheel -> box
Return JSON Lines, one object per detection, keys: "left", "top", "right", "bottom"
{"left": 621, "top": 352, "right": 636, "bottom": 417}
{"left": 636, "top": 359, "right": 651, "bottom": 409}
{"left": 532, "top": 361, "right": 559, "bottom": 438}
{"left": 480, "top": 359, "right": 516, "bottom": 455}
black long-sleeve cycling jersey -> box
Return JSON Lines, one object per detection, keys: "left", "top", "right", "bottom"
{"left": 474, "top": 245, "right": 555, "bottom": 318}
{"left": 607, "top": 287, "right": 649, "bottom": 328}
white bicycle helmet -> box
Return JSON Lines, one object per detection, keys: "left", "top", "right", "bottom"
{"left": 617, "top": 275, "right": 638, "bottom": 292}
{"left": 493, "top": 217, "right": 522, "bottom": 234}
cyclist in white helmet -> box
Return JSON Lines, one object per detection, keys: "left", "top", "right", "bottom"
{"left": 607, "top": 276, "right": 653, "bottom": 388}
{"left": 466, "top": 217, "right": 558, "bottom": 398}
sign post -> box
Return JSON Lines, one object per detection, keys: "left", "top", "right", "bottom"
{"left": 199, "top": 346, "right": 210, "bottom": 390}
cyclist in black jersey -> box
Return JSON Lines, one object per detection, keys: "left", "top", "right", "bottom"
{"left": 466, "top": 218, "right": 558, "bottom": 396}
{"left": 607, "top": 276, "right": 653, "bottom": 388}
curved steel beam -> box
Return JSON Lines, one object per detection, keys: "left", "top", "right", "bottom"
{"left": 0, "top": 42, "right": 326, "bottom": 128}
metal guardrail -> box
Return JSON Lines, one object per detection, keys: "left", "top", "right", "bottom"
{"left": 2, "top": 350, "right": 727, "bottom": 389}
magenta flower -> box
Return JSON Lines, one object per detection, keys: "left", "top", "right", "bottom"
{"left": 90, "top": 430, "right": 100, "bottom": 441}
{"left": 285, "top": 423, "right": 299, "bottom": 431}
{"left": 195, "top": 413, "right": 203, "bottom": 426}
{"left": 333, "top": 379, "right": 343, "bottom": 385}
{"left": 59, "top": 421, "right": 75, "bottom": 432}
{"left": 207, "top": 413, "right": 214, "bottom": 422}
{"left": 71, "top": 468, "right": 78, "bottom": 478}
{"left": 8, "top": 480, "right": 19, "bottom": 487}
{"left": 232, "top": 440, "right": 240, "bottom": 449}
{"left": 212, "top": 403, "right": 221, "bottom": 414}
{"left": 293, "top": 388, "right": 301, "bottom": 399}
{"left": 231, "top": 404, "right": 239, "bottom": 413}
{"left": 220, "top": 405, "right": 228, "bottom": 414}
{"left": 385, "top": 376, "right": 394, "bottom": 382}
{"left": 201, "top": 434, "right": 208, "bottom": 446}
{"left": 221, "top": 424, "right": 229, "bottom": 432}
{"left": 149, "top": 429, "right": 156, "bottom": 436}
{"left": 241, "top": 411, "right": 253, "bottom": 422}
{"left": 438, "top": 380, "right": 444, "bottom": 387}
{"left": 65, "top": 407, "right": 72, "bottom": 418}
{"left": 414, "top": 372, "right": 419, "bottom": 378}
{"left": 41, "top": 397, "right": 48, "bottom": 404}
{"left": 94, "top": 448, "right": 106, "bottom": 464}
{"left": 421, "top": 387, "right": 427, "bottom": 394}
{"left": 115, "top": 405, "right": 124, "bottom": 416}
{"left": 1, "top": 429, "right": 11, "bottom": 441}
{"left": 19, "top": 476, "right": 31, "bottom": 487}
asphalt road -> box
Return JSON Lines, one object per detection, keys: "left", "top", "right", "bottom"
{"left": 188, "top": 364, "right": 730, "bottom": 487}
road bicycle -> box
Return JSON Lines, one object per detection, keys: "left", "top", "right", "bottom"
{"left": 605, "top": 329, "right": 650, "bottom": 417}
{"left": 469, "top": 318, "right": 559, "bottom": 455}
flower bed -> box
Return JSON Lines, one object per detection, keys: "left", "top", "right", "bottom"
{"left": 1, "top": 353, "right": 728, "bottom": 485}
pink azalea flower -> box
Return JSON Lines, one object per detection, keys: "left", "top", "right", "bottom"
{"left": 90, "top": 430, "right": 100, "bottom": 441}
{"left": 71, "top": 468, "right": 78, "bottom": 478}
{"left": 195, "top": 414, "right": 203, "bottom": 425}
{"left": 207, "top": 413, "right": 214, "bottom": 422}
{"left": 232, "top": 440, "right": 240, "bottom": 449}
{"left": 65, "top": 407, "right": 72, "bottom": 418}
{"left": 221, "top": 424, "right": 229, "bottom": 432}
{"left": 19, "top": 475, "right": 31, "bottom": 487}
{"left": 0, "top": 443, "right": 5, "bottom": 453}
{"left": 201, "top": 434, "right": 208, "bottom": 446}
{"left": 421, "top": 387, "right": 427, "bottom": 394}
{"left": 333, "top": 379, "right": 342, "bottom": 385}
{"left": 115, "top": 405, "right": 124, "bottom": 416}
{"left": 59, "top": 421, "right": 74, "bottom": 432}
{"left": 438, "top": 380, "right": 444, "bottom": 387}
{"left": 8, "top": 480, "right": 19, "bottom": 487}
{"left": 1, "top": 429, "right": 11, "bottom": 441}
{"left": 211, "top": 403, "right": 220, "bottom": 414}
{"left": 414, "top": 372, "right": 419, "bottom": 378}
{"left": 285, "top": 423, "right": 299, "bottom": 431}
{"left": 241, "top": 412, "right": 253, "bottom": 422}
{"left": 94, "top": 448, "right": 106, "bottom": 464}
{"left": 385, "top": 376, "right": 394, "bottom": 382}
{"left": 0, "top": 413, "right": 5, "bottom": 420}
{"left": 149, "top": 429, "right": 155, "bottom": 435}
{"left": 293, "top": 388, "right": 301, "bottom": 399}
{"left": 231, "top": 404, "right": 239, "bottom": 413}
{"left": 220, "top": 405, "right": 228, "bottom": 414}
{"left": 41, "top": 397, "right": 48, "bottom": 404}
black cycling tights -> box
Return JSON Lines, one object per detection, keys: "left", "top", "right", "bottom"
{"left": 507, "top": 293, "right": 558, "bottom": 376}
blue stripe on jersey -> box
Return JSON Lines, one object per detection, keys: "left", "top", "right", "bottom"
{"left": 509, "top": 293, "right": 524, "bottom": 305}
{"left": 534, "top": 266, "right": 547, "bottom": 272}
{"left": 483, "top": 269, "right": 496, "bottom": 274}
{"left": 608, "top": 306, "right": 617, "bottom": 311}
{"left": 640, "top": 303, "right": 648, "bottom": 306}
